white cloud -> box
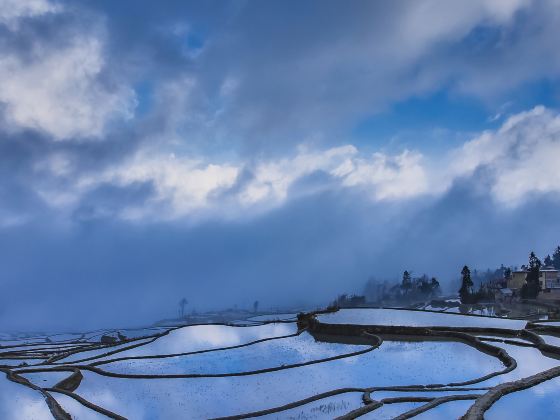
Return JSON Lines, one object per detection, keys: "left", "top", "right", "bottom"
{"left": 101, "top": 153, "right": 240, "bottom": 219}
{"left": 342, "top": 150, "right": 429, "bottom": 200}
{"left": 98, "top": 106, "right": 560, "bottom": 218}
{"left": 0, "top": 0, "right": 60, "bottom": 28}
{"left": 37, "top": 144, "right": 430, "bottom": 221}
{"left": 0, "top": 5, "right": 136, "bottom": 140}
{"left": 23, "top": 105, "right": 560, "bottom": 223}
{"left": 451, "top": 106, "right": 560, "bottom": 205}
{"left": 239, "top": 145, "right": 357, "bottom": 205}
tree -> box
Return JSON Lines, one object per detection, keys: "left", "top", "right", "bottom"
{"left": 459, "top": 265, "right": 474, "bottom": 303}
{"left": 503, "top": 267, "right": 512, "bottom": 280}
{"left": 253, "top": 300, "right": 259, "bottom": 313}
{"left": 476, "top": 283, "right": 493, "bottom": 302}
{"left": 529, "top": 251, "right": 542, "bottom": 271}
{"left": 521, "top": 252, "right": 541, "bottom": 299}
{"left": 430, "top": 277, "right": 441, "bottom": 296}
{"left": 178, "top": 297, "right": 188, "bottom": 318}
{"left": 419, "top": 276, "right": 431, "bottom": 295}
{"left": 544, "top": 254, "right": 553, "bottom": 267}
{"left": 553, "top": 246, "right": 560, "bottom": 270}
{"left": 401, "top": 270, "right": 412, "bottom": 295}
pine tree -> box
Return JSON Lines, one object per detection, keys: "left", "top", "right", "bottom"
{"left": 459, "top": 265, "right": 473, "bottom": 303}
{"left": 401, "top": 270, "right": 412, "bottom": 295}
{"left": 522, "top": 252, "right": 541, "bottom": 299}
{"left": 544, "top": 255, "right": 553, "bottom": 267}
{"left": 553, "top": 246, "right": 560, "bottom": 270}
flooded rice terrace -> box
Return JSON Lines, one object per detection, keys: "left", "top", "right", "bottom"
{"left": 2, "top": 308, "right": 560, "bottom": 419}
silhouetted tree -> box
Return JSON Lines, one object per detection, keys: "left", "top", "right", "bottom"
{"left": 253, "top": 300, "right": 259, "bottom": 313}
{"left": 553, "top": 246, "right": 560, "bottom": 270}
{"left": 430, "top": 277, "right": 441, "bottom": 296}
{"left": 521, "top": 252, "right": 541, "bottom": 299}
{"left": 419, "top": 276, "right": 440, "bottom": 297}
{"left": 459, "top": 265, "right": 473, "bottom": 303}
{"left": 475, "top": 283, "right": 493, "bottom": 302}
{"left": 544, "top": 255, "right": 553, "bottom": 267}
{"left": 401, "top": 270, "right": 412, "bottom": 295}
{"left": 178, "top": 297, "right": 188, "bottom": 318}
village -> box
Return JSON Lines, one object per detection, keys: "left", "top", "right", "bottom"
{"left": 330, "top": 246, "right": 560, "bottom": 321}
{"left": 492, "top": 264, "right": 560, "bottom": 302}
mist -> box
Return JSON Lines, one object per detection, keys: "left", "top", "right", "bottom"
{"left": 1, "top": 177, "right": 558, "bottom": 332}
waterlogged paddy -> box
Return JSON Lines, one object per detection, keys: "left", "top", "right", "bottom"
{"left": 0, "top": 372, "right": 52, "bottom": 420}
{"left": 413, "top": 399, "right": 474, "bottom": 419}
{"left": 95, "top": 323, "right": 297, "bottom": 362}
{"left": 362, "top": 402, "right": 425, "bottom": 419}
{"left": 52, "top": 393, "right": 108, "bottom": 420}
{"left": 74, "top": 340, "right": 504, "bottom": 418}
{"left": 317, "top": 308, "right": 528, "bottom": 329}
{"left": 4, "top": 308, "right": 560, "bottom": 419}
{"left": 57, "top": 337, "right": 156, "bottom": 363}
{"left": 260, "top": 392, "right": 364, "bottom": 419}
{"left": 100, "top": 331, "right": 367, "bottom": 375}
{"left": 486, "top": 376, "right": 560, "bottom": 419}
{"left": 477, "top": 342, "right": 560, "bottom": 386}
{"left": 22, "top": 370, "right": 71, "bottom": 388}
{"left": 540, "top": 334, "right": 560, "bottom": 347}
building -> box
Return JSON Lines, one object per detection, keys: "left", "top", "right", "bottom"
{"left": 508, "top": 271, "right": 527, "bottom": 290}
{"left": 542, "top": 267, "right": 560, "bottom": 289}
{"left": 507, "top": 267, "right": 560, "bottom": 292}
{"left": 495, "top": 288, "right": 513, "bottom": 303}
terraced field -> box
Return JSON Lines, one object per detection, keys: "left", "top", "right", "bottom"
{"left": 2, "top": 309, "right": 560, "bottom": 419}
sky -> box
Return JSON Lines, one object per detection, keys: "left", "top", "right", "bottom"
{"left": 1, "top": 0, "right": 560, "bottom": 331}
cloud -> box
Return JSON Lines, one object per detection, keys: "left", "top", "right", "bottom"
{"left": 7, "top": 106, "right": 559, "bottom": 225}
{"left": 1, "top": 1, "right": 560, "bottom": 331}
{"left": 0, "top": 1, "right": 136, "bottom": 140}
{"left": 44, "top": 0, "right": 552, "bottom": 155}
{"left": 0, "top": 0, "right": 60, "bottom": 28}
{"left": 341, "top": 150, "right": 429, "bottom": 200}
{"left": 450, "top": 106, "right": 560, "bottom": 205}
{"left": 2, "top": 180, "right": 560, "bottom": 332}
{"left": 103, "top": 152, "right": 240, "bottom": 220}
{"left": 26, "top": 143, "right": 430, "bottom": 222}
{"left": 170, "top": 0, "right": 547, "bottom": 150}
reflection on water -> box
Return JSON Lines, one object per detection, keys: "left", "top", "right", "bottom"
{"left": 0, "top": 373, "right": 51, "bottom": 420}
{"left": 478, "top": 343, "right": 560, "bottom": 386}
{"left": 97, "top": 322, "right": 297, "bottom": 361}
{"left": 487, "top": 376, "right": 560, "bottom": 419}
{"left": 260, "top": 392, "right": 364, "bottom": 419}
{"left": 6, "top": 308, "right": 560, "bottom": 419}
{"left": 412, "top": 400, "right": 473, "bottom": 419}
{"left": 317, "top": 308, "right": 528, "bottom": 328}
{"left": 75, "top": 339, "right": 504, "bottom": 418}
{"left": 101, "top": 331, "right": 368, "bottom": 374}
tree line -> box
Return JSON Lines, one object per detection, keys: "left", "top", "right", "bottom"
{"left": 458, "top": 245, "right": 560, "bottom": 303}
{"left": 399, "top": 271, "right": 441, "bottom": 300}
